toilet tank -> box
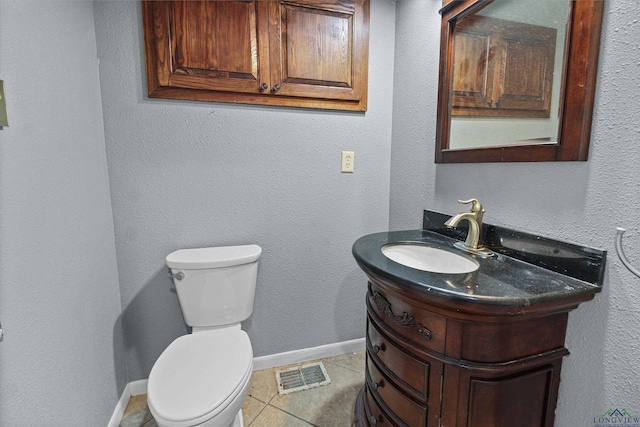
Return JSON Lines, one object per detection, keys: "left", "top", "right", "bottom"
{"left": 166, "top": 245, "right": 262, "bottom": 328}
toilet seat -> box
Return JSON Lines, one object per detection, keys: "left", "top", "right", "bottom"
{"left": 147, "top": 328, "right": 253, "bottom": 426}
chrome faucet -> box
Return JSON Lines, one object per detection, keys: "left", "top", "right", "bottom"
{"left": 445, "top": 199, "right": 493, "bottom": 257}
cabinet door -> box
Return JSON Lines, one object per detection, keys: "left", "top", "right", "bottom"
{"left": 268, "top": 0, "right": 369, "bottom": 104}
{"left": 445, "top": 360, "right": 564, "bottom": 427}
{"left": 495, "top": 24, "right": 556, "bottom": 114}
{"left": 451, "top": 23, "right": 497, "bottom": 110}
{"left": 143, "top": 1, "right": 271, "bottom": 96}
{"left": 452, "top": 15, "right": 556, "bottom": 118}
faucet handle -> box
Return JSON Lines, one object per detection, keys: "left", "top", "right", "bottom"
{"left": 457, "top": 198, "right": 483, "bottom": 213}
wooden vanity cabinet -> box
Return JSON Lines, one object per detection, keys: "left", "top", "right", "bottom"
{"left": 355, "top": 277, "right": 590, "bottom": 427}
{"left": 452, "top": 15, "right": 557, "bottom": 118}
{"left": 142, "top": 0, "right": 369, "bottom": 111}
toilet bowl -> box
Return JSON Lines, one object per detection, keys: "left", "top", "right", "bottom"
{"left": 148, "top": 327, "right": 253, "bottom": 427}
{"left": 147, "top": 245, "right": 261, "bottom": 427}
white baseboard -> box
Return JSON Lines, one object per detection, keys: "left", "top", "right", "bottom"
{"left": 129, "top": 379, "right": 148, "bottom": 396}
{"left": 107, "top": 383, "right": 130, "bottom": 427}
{"left": 108, "top": 338, "right": 365, "bottom": 426}
{"left": 252, "top": 337, "right": 365, "bottom": 371}
{"left": 107, "top": 379, "right": 148, "bottom": 427}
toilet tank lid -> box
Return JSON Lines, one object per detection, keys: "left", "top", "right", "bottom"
{"left": 166, "top": 244, "right": 262, "bottom": 269}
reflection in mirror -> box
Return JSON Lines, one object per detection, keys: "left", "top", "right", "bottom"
{"left": 435, "top": 0, "right": 604, "bottom": 163}
{"left": 450, "top": 0, "right": 569, "bottom": 149}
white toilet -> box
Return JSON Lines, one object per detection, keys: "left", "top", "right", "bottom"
{"left": 147, "top": 244, "right": 262, "bottom": 427}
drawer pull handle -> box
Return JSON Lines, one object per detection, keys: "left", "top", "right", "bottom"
{"left": 373, "top": 380, "right": 382, "bottom": 390}
{"left": 368, "top": 283, "right": 432, "bottom": 340}
{"left": 373, "top": 344, "right": 382, "bottom": 353}
{"left": 371, "top": 415, "right": 380, "bottom": 426}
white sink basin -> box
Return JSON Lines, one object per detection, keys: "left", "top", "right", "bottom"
{"left": 381, "top": 244, "right": 479, "bottom": 274}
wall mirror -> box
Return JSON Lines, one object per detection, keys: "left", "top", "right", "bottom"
{"left": 435, "top": 0, "right": 604, "bottom": 163}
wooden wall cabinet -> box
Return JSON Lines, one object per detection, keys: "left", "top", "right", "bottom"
{"left": 452, "top": 16, "right": 556, "bottom": 118}
{"left": 142, "top": 0, "right": 370, "bottom": 111}
{"left": 355, "top": 278, "right": 588, "bottom": 427}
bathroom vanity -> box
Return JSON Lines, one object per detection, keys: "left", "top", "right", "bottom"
{"left": 352, "top": 211, "right": 606, "bottom": 427}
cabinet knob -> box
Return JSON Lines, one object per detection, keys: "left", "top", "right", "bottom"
{"left": 487, "top": 99, "right": 493, "bottom": 107}
{"left": 273, "top": 84, "right": 281, "bottom": 92}
{"left": 370, "top": 415, "right": 380, "bottom": 426}
{"left": 373, "top": 344, "right": 382, "bottom": 354}
{"left": 496, "top": 100, "right": 501, "bottom": 108}
{"left": 372, "top": 380, "right": 382, "bottom": 390}
{"left": 260, "top": 83, "right": 268, "bottom": 91}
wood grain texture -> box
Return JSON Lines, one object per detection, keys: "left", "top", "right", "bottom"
{"left": 435, "top": 0, "right": 604, "bottom": 163}
{"left": 466, "top": 366, "right": 557, "bottom": 427}
{"left": 354, "top": 273, "right": 592, "bottom": 427}
{"left": 142, "top": 0, "right": 369, "bottom": 111}
{"left": 452, "top": 15, "right": 556, "bottom": 118}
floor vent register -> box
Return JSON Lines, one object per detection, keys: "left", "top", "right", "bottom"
{"left": 275, "top": 362, "right": 331, "bottom": 395}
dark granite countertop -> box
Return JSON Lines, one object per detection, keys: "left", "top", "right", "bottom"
{"left": 352, "top": 211, "right": 606, "bottom": 307}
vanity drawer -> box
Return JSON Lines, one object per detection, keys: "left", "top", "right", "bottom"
{"left": 365, "top": 387, "right": 394, "bottom": 427}
{"left": 367, "top": 354, "right": 428, "bottom": 427}
{"left": 367, "top": 319, "right": 429, "bottom": 401}
{"left": 367, "top": 283, "right": 446, "bottom": 354}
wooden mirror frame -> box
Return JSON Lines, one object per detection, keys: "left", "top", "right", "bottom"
{"left": 435, "top": 0, "right": 604, "bottom": 163}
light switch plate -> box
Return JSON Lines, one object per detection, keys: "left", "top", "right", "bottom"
{"left": 0, "top": 80, "right": 8, "bottom": 127}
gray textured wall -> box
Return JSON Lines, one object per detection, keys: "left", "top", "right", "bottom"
{"left": 93, "top": 0, "right": 396, "bottom": 381}
{"left": 0, "top": 1, "right": 124, "bottom": 425}
{"left": 2, "top": 0, "right": 635, "bottom": 424}
{"left": 390, "top": 0, "right": 640, "bottom": 424}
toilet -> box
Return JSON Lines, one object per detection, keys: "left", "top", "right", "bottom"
{"left": 147, "top": 244, "right": 262, "bottom": 427}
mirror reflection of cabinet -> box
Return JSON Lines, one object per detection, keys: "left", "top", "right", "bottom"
{"left": 435, "top": 0, "right": 605, "bottom": 163}
{"left": 453, "top": 16, "right": 556, "bottom": 118}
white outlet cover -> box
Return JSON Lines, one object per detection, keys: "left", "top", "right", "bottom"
{"left": 341, "top": 151, "right": 354, "bottom": 173}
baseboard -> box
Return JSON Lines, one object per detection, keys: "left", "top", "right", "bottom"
{"left": 107, "top": 379, "right": 148, "bottom": 427}
{"left": 252, "top": 337, "right": 365, "bottom": 371}
{"left": 108, "top": 338, "right": 365, "bottom": 426}
{"left": 129, "top": 379, "right": 148, "bottom": 396}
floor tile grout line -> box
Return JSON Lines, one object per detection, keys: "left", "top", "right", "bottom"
{"left": 248, "top": 392, "right": 276, "bottom": 405}
{"left": 246, "top": 401, "right": 269, "bottom": 427}
{"left": 266, "top": 392, "right": 277, "bottom": 405}
{"left": 266, "top": 403, "right": 319, "bottom": 427}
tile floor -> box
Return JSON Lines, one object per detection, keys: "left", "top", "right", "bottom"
{"left": 120, "top": 351, "right": 365, "bottom": 427}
